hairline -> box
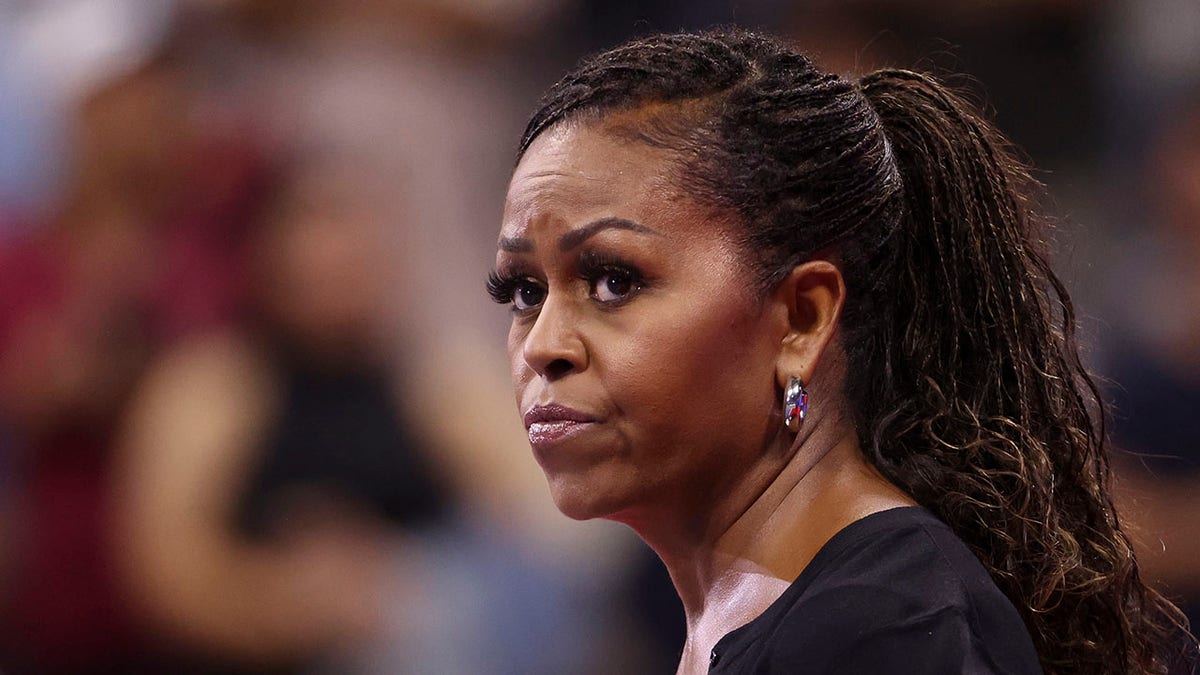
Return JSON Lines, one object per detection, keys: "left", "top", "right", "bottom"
{"left": 519, "top": 99, "right": 784, "bottom": 300}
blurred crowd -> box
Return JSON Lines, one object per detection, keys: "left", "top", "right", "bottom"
{"left": 0, "top": 1, "right": 1197, "bottom": 673}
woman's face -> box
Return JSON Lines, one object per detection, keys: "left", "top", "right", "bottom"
{"left": 494, "top": 118, "right": 790, "bottom": 524}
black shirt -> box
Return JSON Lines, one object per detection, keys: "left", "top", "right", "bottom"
{"left": 709, "top": 507, "right": 1042, "bottom": 674}
{"left": 235, "top": 357, "right": 448, "bottom": 539}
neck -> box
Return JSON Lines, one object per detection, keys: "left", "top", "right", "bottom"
{"left": 631, "top": 409, "right": 914, "bottom": 675}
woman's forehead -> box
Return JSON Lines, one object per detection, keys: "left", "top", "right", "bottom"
{"left": 502, "top": 123, "right": 679, "bottom": 234}
{"left": 513, "top": 121, "right": 673, "bottom": 187}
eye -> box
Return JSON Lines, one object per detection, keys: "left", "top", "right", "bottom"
{"left": 590, "top": 268, "right": 640, "bottom": 303}
{"left": 512, "top": 279, "right": 547, "bottom": 311}
{"left": 578, "top": 252, "right": 646, "bottom": 305}
{"left": 487, "top": 269, "right": 546, "bottom": 313}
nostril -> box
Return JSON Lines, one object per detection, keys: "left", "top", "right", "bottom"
{"left": 544, "top": 358, "right": 575, "bottom": 380}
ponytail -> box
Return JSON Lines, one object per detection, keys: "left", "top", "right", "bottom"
{"left": 857, "top": 69, "right": 1189, "bottom": 674}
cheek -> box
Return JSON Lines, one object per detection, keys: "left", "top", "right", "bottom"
{"left": 507, "top": 324, "right": 530, "bottom": 399}
{"left": 605, "top": 296, "right": 777, "bottom": 449}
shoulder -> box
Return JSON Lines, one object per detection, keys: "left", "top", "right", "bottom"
{"left": 139, "top": 330, "right": 275, "bottom": 410}
{"left": 721, "top": 508, "right": 1042, "bottom": 674}
{"left": 119, "top": 330, "right": 279, "bottom": 471}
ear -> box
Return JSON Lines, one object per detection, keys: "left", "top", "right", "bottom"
{"left": 773, "top": 260, "right": 846, "bottom": 389}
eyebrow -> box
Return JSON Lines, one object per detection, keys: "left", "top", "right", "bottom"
{"left": 497, "top": 217, "right": 659, "bottom": 253}
{"left": 498, "top": 236, "right": 534, "bottom": 252}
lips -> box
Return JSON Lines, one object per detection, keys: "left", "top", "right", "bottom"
{"left": 523, "top": 404, "right": 600, "bottom": 447}
{"left": 523, "top": 403, "right": 597, "bottom": 427}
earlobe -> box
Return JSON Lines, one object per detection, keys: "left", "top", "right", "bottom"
{"left": 773, "top": 260, "right": 846, "bottom": 389}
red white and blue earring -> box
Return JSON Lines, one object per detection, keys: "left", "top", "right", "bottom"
{"left": 783, "top": 376, "right": 808, "bottom": 433}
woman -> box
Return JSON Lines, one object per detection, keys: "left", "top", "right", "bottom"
{"left": 488, "top": 29, "right": 1190, "bottom": 674}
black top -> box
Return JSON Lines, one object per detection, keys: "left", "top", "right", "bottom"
{"left": 235, "top": 357, "right": 448, "bottom": 539}
{"left": 709, "top": 507, "right": 1042, "bottom": 674}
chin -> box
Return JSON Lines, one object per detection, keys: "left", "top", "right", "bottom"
{"left": 545, "top": 473, "right": 632, "bottom": 522}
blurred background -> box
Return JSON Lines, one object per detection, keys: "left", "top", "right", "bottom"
{"left": 0, "top": 0, "right": 1196, "bottom": 673}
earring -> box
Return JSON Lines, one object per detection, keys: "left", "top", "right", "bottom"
{"left": 783, "top": 376, "right": 808, "bottom": 433}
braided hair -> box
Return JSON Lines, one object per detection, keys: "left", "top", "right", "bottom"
{"left": 517, "top": 28, "right": 1190, "bottom": 674}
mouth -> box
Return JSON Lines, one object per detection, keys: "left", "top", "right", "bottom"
{"left": 523, "top": 404, "right": 600, "bottom": 448}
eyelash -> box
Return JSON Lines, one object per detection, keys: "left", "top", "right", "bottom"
{"left": 487, "top": 252, "right": 647, "bottom": 312}
{"left": 486, "top": 268, "right": 535, "bottom": 306}
{"left": 578, "top": 252, "right": 645, "bottom": 305}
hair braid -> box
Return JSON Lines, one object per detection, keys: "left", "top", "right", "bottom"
{"left": 856, "top": 69, "right": 1191, "bottom": 673}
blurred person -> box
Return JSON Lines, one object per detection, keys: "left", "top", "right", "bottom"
{"left": 489, "top": 29, "right": 1193, "bottom": 674}
{"left": 180, "top": 0, "right": 576, "bottom": 521}
{"left": 112, "top": 157, "right": 439, "bottom": 670}
{"left": 113, "top": 156, "right": 604, "bottom": 675}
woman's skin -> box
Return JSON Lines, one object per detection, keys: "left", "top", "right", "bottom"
{"left": 495, "top": 111, "right": 914, "bottom": 674}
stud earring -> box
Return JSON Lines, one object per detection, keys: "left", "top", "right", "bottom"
{"left": 783, "top": 376, "right": 808, "bottom": 433}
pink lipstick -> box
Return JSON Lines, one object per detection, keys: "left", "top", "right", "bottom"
{"left": 523, "top": 404, "right": 599, "bottom": 447}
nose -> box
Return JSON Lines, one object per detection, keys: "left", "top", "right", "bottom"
{"left": 521, "top": 294, "right": 586, "bottom": 380}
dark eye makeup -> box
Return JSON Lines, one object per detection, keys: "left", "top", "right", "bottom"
{"left": 488, "top": 250, "right": 648, "bottom": 313}
{"left": 487, "top": 267, "right": 546, "bottom": 312}
{"left": 578, "top": 251, "right": 646, "bottom": 306}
